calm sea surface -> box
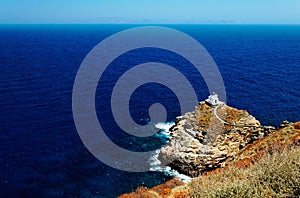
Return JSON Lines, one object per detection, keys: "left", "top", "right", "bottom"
{"left": 0, "top": 24, "right": 300, "bottom": 197}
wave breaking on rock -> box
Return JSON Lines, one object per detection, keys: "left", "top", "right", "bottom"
{"left": 158, "top": 96, "right": 275, "bottom": 177}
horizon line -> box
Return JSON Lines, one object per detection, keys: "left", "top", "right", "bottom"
{"left": 0, "top": 23, "right": 300, "bottom": 25}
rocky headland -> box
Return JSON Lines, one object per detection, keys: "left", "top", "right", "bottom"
{"left": 158, "top": 97, "right": 275, "bottom": 177}
{"left": 120, "top": 95, "right": 300, "bottom": 197}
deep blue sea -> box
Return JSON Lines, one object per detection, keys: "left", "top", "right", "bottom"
{"left": 0, "top": 24, "right": 300, "bottom": 197}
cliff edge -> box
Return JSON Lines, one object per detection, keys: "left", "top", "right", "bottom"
{"left": 159, "top": 97, "right": 275, "bottom": 177}
{"left": 119, "top": 95, "right": 300, "bottom": 197}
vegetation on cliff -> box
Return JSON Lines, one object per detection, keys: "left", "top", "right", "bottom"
{"left": 119, "top": 121, "right": 300, "bottom": 197}
{"left": 119, "top": 98, "right": 300, "bottom": 197}
{"left": 189, "top": 146, "right": 300, "bottom": 197}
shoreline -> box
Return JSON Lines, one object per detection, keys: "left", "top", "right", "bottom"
{"left": 120, "top": 96, "right": 300, "bottom": 197}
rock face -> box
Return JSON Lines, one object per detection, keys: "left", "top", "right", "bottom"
{"left": 119, "top": 120, "right": 300, "bottom": 198}
{"left": 159, "top": 101, "right": 275, "bottom": 177}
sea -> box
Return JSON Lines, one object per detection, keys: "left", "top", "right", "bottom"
{"left": 0, "top": 24, "right": 299, "bottom": 197}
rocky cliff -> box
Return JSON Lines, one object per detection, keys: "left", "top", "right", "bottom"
{"left": 158, "top": 101, "right": 275, "bottom": 177}
{"left": 119, "top": 120, "right": 300, "bottom": 197}
{"left": 119, "top": 97, "right": 300, "bottom": 197}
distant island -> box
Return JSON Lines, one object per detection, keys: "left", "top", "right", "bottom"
{"left": 120, "top": 94, "right": 300, "bottom": 197}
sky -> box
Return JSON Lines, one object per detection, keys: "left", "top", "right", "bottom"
{"left": 0, "top": 0, "right": 299, "bottom": 24}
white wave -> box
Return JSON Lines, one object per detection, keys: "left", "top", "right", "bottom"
{"left": 149, "top": 150, "right": 192, "bottom": 183}
{"left": 149, "top": 122, "right": 191, "bottom": 182}
{"left": 155, "top": 122, "right": 175, "bottom": 135}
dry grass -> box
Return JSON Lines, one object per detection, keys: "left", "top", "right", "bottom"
{"left": 188, "top": 147, "right": 300, "bottom": 197}
{"left": 119, "top": 122, "right": 300, "bottom": 198}
{"left": 120, "top": 147, "right": 300, "bottom": 198}
{"left": 119, "top": 179, "right": 186, "bottom": 198}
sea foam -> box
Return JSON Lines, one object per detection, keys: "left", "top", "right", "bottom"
{"left": 149, "top": 122, "right": 192, "bottom": 183}
{"left": 155, "top": 122, "right": 174, "bottom": 135}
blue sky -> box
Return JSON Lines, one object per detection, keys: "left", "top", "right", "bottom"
{"left": 0, "top": 0, "right": 299, "bottom": 24}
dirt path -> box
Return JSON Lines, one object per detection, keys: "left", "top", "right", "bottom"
{"left": 213, "top": 104, "right": 228, "bottom": 124}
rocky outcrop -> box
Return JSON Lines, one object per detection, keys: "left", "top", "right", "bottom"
{"left": 119, "top": 97, "right": 300, "bottom": 197}
{"left": 119, "top": 121, "right": 300, "bottom": 197}
{"left": 159, "top": 101, "right": 275, "bottom": 177}
{"left": 294, "top": 121, "right": 300, "bottom": 129}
